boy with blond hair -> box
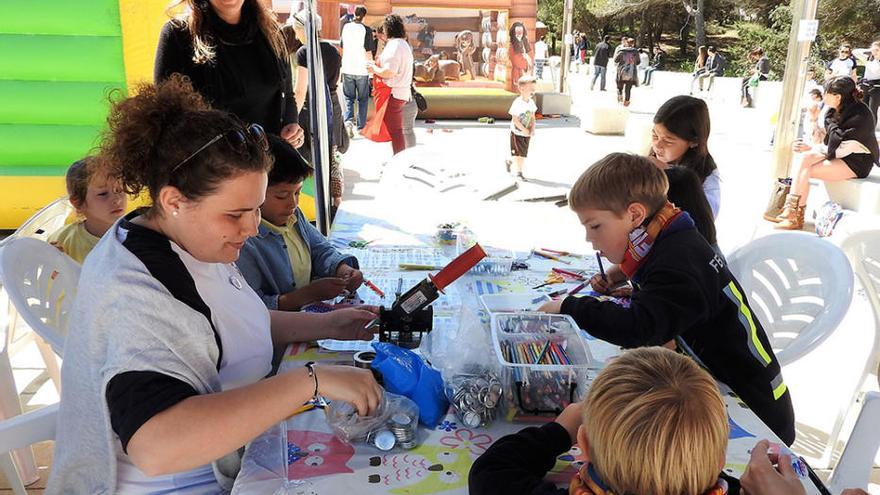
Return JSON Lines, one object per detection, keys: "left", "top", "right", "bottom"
{"left": 539, "top": 153, "right": 794, "bottom": 445}
{"left": 470, "top": 347, "right": 731, "bottom": 495}
{"left": 505, "top": 75, "right": 537, "bottom": 181}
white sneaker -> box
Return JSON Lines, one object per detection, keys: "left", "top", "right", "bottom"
{"left": 345, "top": 121, "right": 355, "bottom": 139}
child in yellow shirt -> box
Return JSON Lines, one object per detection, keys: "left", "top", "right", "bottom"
{"left": 48, "top": 158, "right": 127, "bottom": 264}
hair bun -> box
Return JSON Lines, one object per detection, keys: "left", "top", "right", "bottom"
{"left": 103, "top": 74, "right": 211, "bottom": 197}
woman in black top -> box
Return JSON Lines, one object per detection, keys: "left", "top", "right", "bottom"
{"left": 154, "top": 0, "right": 304, "bottom": 148}
{"left": 775, "top": 76, "right": 880, "bottom": 230}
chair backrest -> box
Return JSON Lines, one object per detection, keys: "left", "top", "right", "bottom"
{"left": 726, "top": 232, "right": 854, "bottom": 366}
{"left": 3, "top": 197, "right": 73, "bottom": 244}
{"left": 0, "top": 238, "right": 80, "bottom": 356}
{"left": 828, "top": 391, "right": 880, "bottom": 492}
{"left": 841, "top": 229, "right": 880, "bottom": 378}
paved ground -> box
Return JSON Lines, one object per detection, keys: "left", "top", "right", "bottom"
{"left": 1, "top": 70, "right": 878, "bottom": 493}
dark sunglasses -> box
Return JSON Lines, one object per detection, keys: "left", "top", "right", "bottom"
{"left": 171, "top": 123, "right": 269, "bottom": 174}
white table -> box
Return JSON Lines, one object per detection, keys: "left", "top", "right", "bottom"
{"left": 232, "top": 200, "right": 820, "bottom": 495}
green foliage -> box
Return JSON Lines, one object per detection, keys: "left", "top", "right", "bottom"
{"left": 725, "top": 5, "right": 790, "bottom": 78}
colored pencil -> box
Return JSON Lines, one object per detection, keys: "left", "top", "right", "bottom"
{"left": 363, "top": 279, "right": 385, "bottom": 299}
{"left": 552, "top": 267, "right": 587, "bottom": 280}
{"left": 568, "top": 282, "right": 588, "bottom": 296}
{"left": 596, "top": 253, "right": 607, "bottom": 282}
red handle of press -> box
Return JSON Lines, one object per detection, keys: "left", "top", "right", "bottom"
{"left": 430, "top": 243, "right": 487, "bottom": 291}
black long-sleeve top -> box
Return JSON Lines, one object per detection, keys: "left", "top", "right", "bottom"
{"left": 469, "top": 422, "right": 571, "bottom": 495}
{"left": 154, "top": 10, "right": 296, "bottom": 135}
{"left": 824, "top": 101, "right": 880, "bottom": 165}
{"left": 470, "top": 421, "right": 743, "bottom": 495}
{"left": 560, "top": 223, "right": 796, "bottom": 446}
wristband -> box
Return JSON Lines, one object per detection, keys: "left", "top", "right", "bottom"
{"left": 304, "top": 361, "right": 319, "bottom": 400}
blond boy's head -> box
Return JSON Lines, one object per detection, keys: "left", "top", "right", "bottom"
{"left": 568, "top": 153, "right": 668, "bottom": 263}
{"left": 579, "top": 347, "right": 728, "bottom": 495}
{"left": 517, "top": 75, "right": 537, "bottom": 98}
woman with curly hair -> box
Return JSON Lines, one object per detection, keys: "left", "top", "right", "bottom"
{"left": 46, "top": 76, "right": 382, "bottom": 493}
{"left": 505, "top": 22, "right": 532, "bottom": 93}
{"left": 154, "top": 0, "right": 304, "bottom": 148}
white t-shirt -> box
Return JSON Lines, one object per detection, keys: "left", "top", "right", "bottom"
{"left": 534, "top": 40, "right": 548, "bottom": 60}
{"left": 379, "top": 38, "right": 414, "bottom": 101}
{"left": 865, "top": 59, "right": 880, "bottom": 81}
{"left": 114, "top": 231, "right": 273, "bottom": 494}
{"left": 828, "top": 57, "right": 856, "bottom": 77}
{"left": 341, "top": 21, "right": 369, "bottom": 76}
{"left": 702, "top": 169, "right": 722, "bottom": 219}
{"left": 509, "top": 96, "right": 537, "bottom": 137}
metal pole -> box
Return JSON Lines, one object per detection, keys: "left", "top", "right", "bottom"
{"left": 306, "top": 0, "right": 332, "bottom": 235}
{"left": 557, "top": 0, "right": 573, "bottom": 93}
{"left": 770, "top": 0, "right": 819, "bottom": 180}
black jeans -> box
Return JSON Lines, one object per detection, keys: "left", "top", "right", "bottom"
{"left": 617, "top": 80, "right": 634, "bottom": 102}
{"left": 865, "top": 82, "right": 880, "bottom": 124}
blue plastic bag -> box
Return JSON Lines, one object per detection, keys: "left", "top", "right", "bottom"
{"left": 371, "top": 342, "right": 448, "bottom": 427}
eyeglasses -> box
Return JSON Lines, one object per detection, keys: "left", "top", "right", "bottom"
{"left": 171, "top": 123, "right": 269, "bottom": 174}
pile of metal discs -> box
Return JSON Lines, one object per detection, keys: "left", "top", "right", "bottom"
{"left": 389, "top": 413, "right": 418, "bottom": 449}
{"left": 365, "top": 412, "right": 419, "bottom": 451}
{"left": 445, "top": 370, "right": 503, "bottom": 428}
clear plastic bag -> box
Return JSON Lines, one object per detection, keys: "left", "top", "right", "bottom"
{"left": 324, "top": 392, "right": 420, "bottom": 451}
{"left": 427, "top": 304, "right": 505, "bottom": 428}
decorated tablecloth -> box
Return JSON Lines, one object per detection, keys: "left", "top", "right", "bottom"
{"left": 232, "top": 200, "right": 819, "bottom": 495}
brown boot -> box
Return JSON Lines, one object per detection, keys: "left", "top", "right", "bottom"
{"left": 772, "top": 194, "right": 800, "bottom": 223}
{"left": 776, "top": 203, "right": 806, "bottom": 230}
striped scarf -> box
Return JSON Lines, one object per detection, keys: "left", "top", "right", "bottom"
{"left": 569, "top": 463, "right": 728, "bottom": 495}
{"left": 619, "top": 201, "right": 682, "bottom": 279}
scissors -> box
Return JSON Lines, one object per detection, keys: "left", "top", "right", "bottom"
{"left": 532, "top": 272, "right": 564, "bottom": 289}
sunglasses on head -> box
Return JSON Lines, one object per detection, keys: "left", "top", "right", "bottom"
{"left": 171, "top": 123, "right": 268, "bottom": 174}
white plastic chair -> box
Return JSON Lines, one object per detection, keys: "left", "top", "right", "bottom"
{"left": 842, "top": 230, "right": 880, "bottom": 387}
{"left": 0, "top": 404, "right": 58, "bottom": 495}
{"left": 0, "top": 197, "right": 74, "bottom": 245}
{"left": 0, "top": 237, "right": 79, "bottom": 491}
{"left": 727, "top": 232, "right": 854, "bottom": 366}
{"left": 827, "top": 391, "right": 880, "bottom": 493}
{"left": 0, "top": 237, "right": 79, "bottom": 357}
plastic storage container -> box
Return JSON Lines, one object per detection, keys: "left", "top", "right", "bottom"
{"left": 491, "top": 312, "right": 595, "bottom": 417}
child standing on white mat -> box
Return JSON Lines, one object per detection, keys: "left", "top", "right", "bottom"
{"left": 505, "top": 75, "right": 537, "bottom": 181}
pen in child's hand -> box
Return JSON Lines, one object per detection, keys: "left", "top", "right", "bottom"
{"left": 596, "top": 252, "right": 607, "bottom": 282}
{"left": 363, "top": 280, "right": 385, "bottom": 299}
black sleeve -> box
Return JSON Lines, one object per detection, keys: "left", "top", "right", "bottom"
{"left": 560, "top": 265, "right": 711, "bottom": 348}
{"left": 282, "top": 55, "right": 297, "bottom": 126}
{"left": 364, "top": 26, "right": 377, "bottom": 57}
{"left": 469, "top": 422, "right": 571, "bottom": 495}
{"left": 295, "top": 46, "right": 308, "bottom": 68}
{"left": 154, "top": 21, "right": 191, "bottom": 84}
{"left": 106, "top": 370, "right": 199, "bottom": 453}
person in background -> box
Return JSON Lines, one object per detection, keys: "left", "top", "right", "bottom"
{"left": 577, "top": 33, "right": 589, "bottom": 67}
{"left": 772, "top": 76, "right": 879, "bottom": 230}
{"left": 614, "top": 37, "right": 639, "bottom": 107}
{"left": 504, "top": 75, "right": 537, "bottom": 181}
{"left": 49, "top": 157, "right": 127, "bottom": 264}
{"left": 860, "top": 40, "right": 880, "bottom": 124}
{"left": 290, "top": 11, "right": 346, "bottom": 210}
{"left": 154, "top": 0, "right": 304, "bottom": 149}
{"left": 590, "top": 35, "right": 611, "bottom": 91}
{"left": 642, "top": 45, "right": 665, "bottom": 86}
{"left": 340, "top": 5, "right": 376, "bottom": 134}
{"left": 366, "top": 14, "right": 414, "bottom": 155}
{"left": 637, "top": 47, "right": 650, "bottom": 81}
{"left": 741, "top": 47, "right": 770, "bottom": 107}
{"left": 534, "top": 35, "right": 549, "bottom": 80}
{"left": 826, "top": 43, "right": 858, "bottom": 81}
{"left": 690, "top": 45, "right": 708, "bottom": 95}
{"left": 649, "top": 95, "right": 722, "bottom": 217}
{"left": 702, "top": 46, "right": 725, "bottom": 94}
